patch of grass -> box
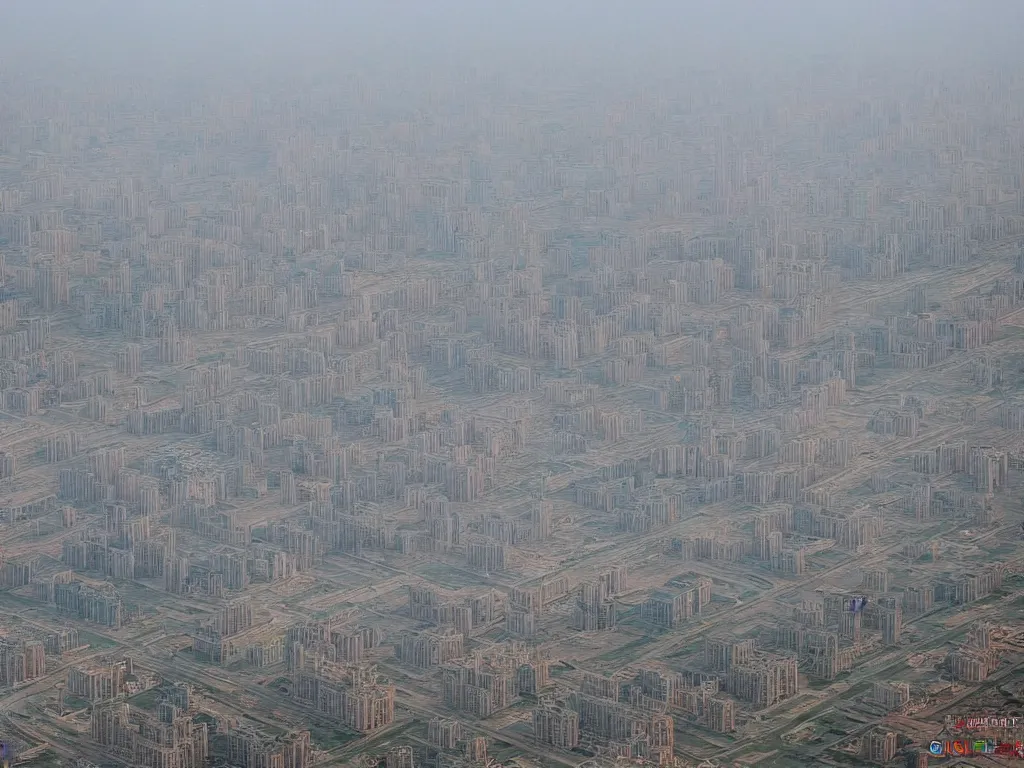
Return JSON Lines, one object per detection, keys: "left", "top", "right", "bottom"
{"left": 308, "top": 724, "right": 361, "bottom": 750}
{"left": 969, "top": 593, "right": 1004, "bottom": 607}
{"left": 24, "top": 749, "right": 61, "bottom": 768}
{"left": 78, "top": 630, "right": 118, "bottom": 649}
{"left": 0, "top": 592, "right": 41, "bottom": 610}
{"left": 668, "top": 640, "right": 703, "bottom": 659}
{"left": 129, "top": 688, "right": 163, "bottom": 709}
{"left": 64, "top": 694, "right": 92, "bottom": 711}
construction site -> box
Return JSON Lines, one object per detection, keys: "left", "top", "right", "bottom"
{"left": 4, "top": 7, "right": 1024, "bottom": 768}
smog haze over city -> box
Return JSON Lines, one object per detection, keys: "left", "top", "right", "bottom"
{"left": 1, "top": 2, "right": 1024, "bottom": 768}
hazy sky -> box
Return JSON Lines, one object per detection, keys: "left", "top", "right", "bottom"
{"left": 1, "top": 1, "right": 1021, "bottom": 90}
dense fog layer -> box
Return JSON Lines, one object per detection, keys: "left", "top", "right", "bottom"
{"left": 3, "top": 0, "right": 1023, "bottom": 89}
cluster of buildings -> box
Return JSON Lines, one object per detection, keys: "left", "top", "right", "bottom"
{"left": 374, "top": 731, "right": 490, "bottom": 768}
{"left": 703, "top": 637, "right": 800, "bottom": 709}
{"left": 407, "top": 586, "right": 500, "bottom": 635}
{"left": 40, "top": 575, "right": 126, "bottom": 627}
{"left": 225, "top": 725, "right": 312, "bottom": 768}
{"left": 0, "top": 636, "right": 46, "bottom": 686}
{"left": 440, "top": 643, "right": 549, "bottom": 718}
{"left": 762, "top": 587, "right": 902, "bottom": 681}
{"left": 947, "top": 622, "right": 1001, "bottom": 682}
{"left": 533, "top": 662, "right": 747, "bottom": 764}
{"left": 292, "top": 661, "right": 395, "bottom": 733}
{"left": 533, "top": 672, "right": 675, "bottom": 764}
{"left": 640, "top": 574, "right": 712, "bottom": 629}
{"left": 90, "top": 698, "right": 209, "bottom": 768}
{"left": 191, "top": 598, "right": 256, "bottom": 664}
{"left": 673, "top": 501, "right": 883, "bottom": 575}
{"left": 285, "top": 617, "right": 384, "bottom": 670}
{"left": 0, "top": 626, "right": 79, "bottom": 686}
